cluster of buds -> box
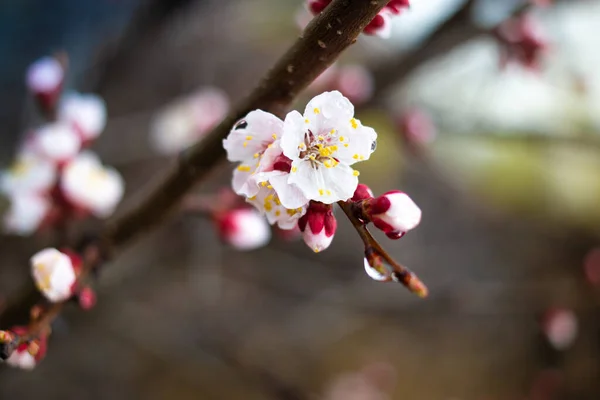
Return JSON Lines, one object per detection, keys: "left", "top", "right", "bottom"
{"left": 494, "top": 14, "right": 548, "bottom": 71}
{"left": 0, "top": 327, "right": 48, "bottom": 370}
{"left": 150, "top": 87, "right": 229, "bottom": 155}
{"left": 306, "top": 0, "right": 410, "bottom": 38}
{"left": 1, "top": 55, "right": 124, "bottom": 236}
{"left": 308, "top": 63, "right": 374, "bottom": 105}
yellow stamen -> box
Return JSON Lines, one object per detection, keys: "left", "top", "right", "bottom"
{"left": 350, "top": 118, "right": 358, "bottom": 129}
{"left": 339, "top": 136, "right": 345, "bottom": 142}
{"left": 353, "top": 154, "right": 359, "bottom": 160}
{"left": 314, "top": 108, "right": 320, "bottom": 114}
{"left": 275, "top": 210, "right": 281, "bottom": 216}
{"left": 319, "top": 189, "right": 325, "bottom": 196}
{"left": 253, "top": 153, "right": 260, "bottom": 158}
{"left": 245, "top": 135, "right": 253, "bottom": 140}
{"left": 237, "top": 165, "right": 251, "bottom": 172}
{"left": 305, "top": 118, "right": 310, "bottom": 124}
{"left": 272, "top": 133, "right": 277, "bottom": 139}
{"left": 344, "top": 144, "right": 349, "bottom": 148}
{"left": 353, "top": 170, "right": 360, "bottom": 177}
{"left": 243, "top": 142, "right": 248, "bottom": 147}
{"left": 291, "top": 166, "right": 298, "bottom": 173}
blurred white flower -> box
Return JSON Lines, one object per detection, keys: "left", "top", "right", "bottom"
{"left": 3, "top": 193, "right": 51, "bottom": 236}
{"left": 542, "top": 307, "right": 578, "bottom": 351}
{"left": 0, "top": 152, "right": 56, "bottom": 195}
{"left": 30, "top": 248, "right": 77, "bottom": 302}
{"left": 32, "top": 122, "right": 81, "bottom": 164}
{"left": 150, "top": 88, "right": 229, "bottom": 154}
{"left": 58, "top": 92, "right": 107, "bottom": 142}
{"left": 60, "top": 152, "right": 125, "bottom": 218}
{"left": 214, "top": 208, "right": 271, "bottom": 250}
{"left": 25, "top": 56, "right": 63, "bottom": 102}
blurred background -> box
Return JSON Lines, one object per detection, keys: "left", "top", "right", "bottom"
{"left": 1, "top": 0, "right": 600, "bottom": 398}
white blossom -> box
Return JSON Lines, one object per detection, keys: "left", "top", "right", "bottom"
{"left": 151, "top": 88, "right": 229, "bottom": 154}
{"left": 3, "top": 193, "right": 50, "bottom": 236}
{"left": 32, "top": 122, "right": 81, "bottom": 163}
{"left": 25, "top": 56, "right": 63, "bottom": 95}
{"left": 30, "top": 248, "right": 76, "bottom": 302}
{"left": 0, "top": 152, "right": 56, "bottom": 195}
{"left": 60, "top": 152, "right": 124, "bottom": 218}
{"left": 58, "top": 92, "right": 107, "bottom": 141}
{"left": 247, "top": 184, "right": 306, "bottom": 230}
{"left": 280, "top": 91, "right": 377, "bottom": 204}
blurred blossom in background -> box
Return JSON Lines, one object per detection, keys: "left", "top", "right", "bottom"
{"left": 1, "top": 0, "right": 600, "bottom": 399}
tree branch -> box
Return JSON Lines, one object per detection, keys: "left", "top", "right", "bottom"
{"left": 0, "top": 0, "right": 392, "bottom": 345}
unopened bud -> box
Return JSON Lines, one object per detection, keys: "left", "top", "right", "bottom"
{"left": 298, "top": 201, "right": 337, "bottom": 253}
{"left": 352, "top": 183, "right": 374, "bottom": 202}
{"left": 363, "top": 191, "right": 421, "bottom": 237}
{"left": 26, "top": 56, "right": 64, "bottom": 112}
{"left": 78, "top": 287, "right": 97, "bottom": 310}
{"left": 215, "top": 208, "right": 271, "bottom": 251}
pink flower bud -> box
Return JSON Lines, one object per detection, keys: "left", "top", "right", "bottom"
{"left": 307, "top": 0, "right": 331, "bottom": 14}
{"left": 215, "top": 208, "right": 271, "bottom": 251}
{"left": 363, "top": 12, "right": 392, "bottom": 38}
{"left": 351, "top": 184, "right": 373, "bottom": 202}
{"left": 398, "top": 108, "right": 437, "bottom": 149}
{"left": 78, "top": 287, "right": 97, "bottom": 310}
{"left": 496, "top": 15, "right": 548, "bottom": 71}
{"left": 541, "top": 307, "right": 578, "bottom": 351}
{"left": 4, "top": 326, "right": 48, "bottom": 370}
{"left": 298, "top": 202, "right": 337, "bottom": 253}
{"left": 364, "top": 191, "right": 421, "bottom": 237}
{"left": 386, "top": 0, "right": 410, "bottom": 14}
{"left": 26, "top": 56, "right": 64, "bottom": 112}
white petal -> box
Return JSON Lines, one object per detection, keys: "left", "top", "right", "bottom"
{"left": 373, "top": 11, "right": 393, "bottom": 39}
{"left": 334, "top": 123, "right": 377, "bottom": 165}
{"left": 269, "top": 173, "right": 309, "bottom": 209}
{"left": 58, "top": 93, "right": 107, "bottom": 140}
{"left": 280, "top": 110, "right": 306, "bottom": 160}
{"left": 318, "top": 163, "right": 359, "bottom": 203}
{"left": 304, "top": 90, "right": 354, "bottom": 121}
{"left": 223, "top": 110, "right": 282, "bottom": 162}
{"left": 0, "top": 152, "right": 57, "bottom": 195}
{"left": 287, "top": 160, "right": 321, "bottom": 200}
{"left": 34, "top": 122, "right": 82, "bottom": 162}
{"left": 26, "top": 57, "right": 63, "bottom": 93}
{"left": 3, "top": 193, "right": 50, "bottom": 236}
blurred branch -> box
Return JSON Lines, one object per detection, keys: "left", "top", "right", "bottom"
{"left": 0, "top": 0, "right": 392, "bottom": 351}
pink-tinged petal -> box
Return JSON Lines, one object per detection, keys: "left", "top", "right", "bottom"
{"left": 223, "top": 110, "right": 283, "bottom": 162}
{"left": 232, "top": 164, "right": 260, "bottom": 197}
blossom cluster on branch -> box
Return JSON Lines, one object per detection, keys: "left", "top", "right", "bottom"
{"left": 1, "top": 56, "right": 124, "bottom": 236}
{"left": 224, "top": 91, "right": 424, "bottom": 292}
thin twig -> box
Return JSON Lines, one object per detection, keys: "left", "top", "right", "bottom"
{"left": 337, "top": 201, "right": 428, "bottom": 297}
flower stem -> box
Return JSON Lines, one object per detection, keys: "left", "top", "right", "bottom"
{"left": 338, "top": 200, "right": 428, "bottom": 297}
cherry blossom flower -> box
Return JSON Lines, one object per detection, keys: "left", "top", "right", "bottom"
{"left": 30, "top": 248, "right": 80, "bottom": 302}
{"left": 298, "top": 201, "right": 337, "bottom": 252}
{"left": 3, "top": 326, "right": 48, "bottom": 370}
{"left": 362, "top": 191, "right": 421, "bottom": 238}
{"left": 214, "top": 208, "right": 271, "bottom": 250}
{"left": 151, "top": 88, "right": 229, "bottom": 154}
{"left": 31, "top": 122, "right": 82, "bottom": 164}
{"left": 0, "top": 152, "right": 56, "bottom": 195}
{"left": 25, "top": 56, "right": 64, "bottom": 111}
{"left": 247, "top": 186, "right": 307, "bottom": 229}
{"left": 58, "top": 92, "right": 107, "bottom": 143}
{"left": 60, "top": 152, "right": 125, "bottom": 218}
{"left": 280, "top": 91, "right": 376, "bottom": 204}
{"left": 3, "top": 192, "right": 51, "bottom": 236}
